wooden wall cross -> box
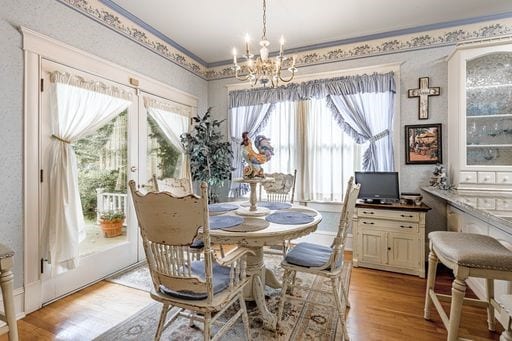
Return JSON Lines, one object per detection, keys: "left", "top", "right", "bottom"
{"left": 408, "top": 77, "right": 440, "bottom": 120}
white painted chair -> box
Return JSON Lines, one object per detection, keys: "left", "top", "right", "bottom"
{"left": 152, "top": 174, "right": 193, "bottom": 196}
{"left": 129, "top": 180, "right": 252, "bottom": 340}
{"left": 260, "top": 170, "right": 297, "bottom": 256}
{"left": 424, "top": 231, "right": 512, "bottom": 341}
{"left": 259, "top": 170, "right": 297, "bottom": 204}
{"left": 277, "top": 177, "right": 359, "bottom": 341}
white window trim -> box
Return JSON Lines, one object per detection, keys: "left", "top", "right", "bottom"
{"left": 22, "top": 26, "right": 198, "bottom": 314}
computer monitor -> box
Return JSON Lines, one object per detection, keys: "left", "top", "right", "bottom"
{"left": 354, "top": 172, "right": 399, "bottom": 204}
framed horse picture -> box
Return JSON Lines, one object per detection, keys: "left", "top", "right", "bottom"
{"left": 405, "top": 124, "right": 442, "bottom": 164}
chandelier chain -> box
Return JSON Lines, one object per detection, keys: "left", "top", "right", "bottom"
{"left": 262, "top": 0, "right": 267, "bottom": 40}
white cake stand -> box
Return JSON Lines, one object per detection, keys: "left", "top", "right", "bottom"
{"left": 233, "top": 177, "right": 274, "bottom": 217}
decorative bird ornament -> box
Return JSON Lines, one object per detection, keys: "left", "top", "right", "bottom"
{"left": 240, "top": 131, "right": 274, "bottom": 178}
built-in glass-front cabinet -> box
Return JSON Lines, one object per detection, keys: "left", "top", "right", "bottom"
{"left": 448, "top": 41, "right": 512, "bottom": 191}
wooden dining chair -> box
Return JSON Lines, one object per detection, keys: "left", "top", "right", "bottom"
{"left": 277, "top": 177, "right": 360, "bottom": 340}
{"left": 152, "top": 174, "right": 193, "bottom": 196}
{"left": 129, "top": 180, "right": 252, "bottom": 340}
{"left": 151, "top": 174, "right": 205, "bottom": 257}
{"left": 259, "top": 170, "right": 297, "bottom": 255}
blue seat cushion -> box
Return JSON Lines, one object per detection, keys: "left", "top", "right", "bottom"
{"left": 285, "top": 242, "right": 334, "bottom": 268}
{"left": 190, "top": 239, "right": 204, "bottom": 249}
{"left": 159, "top": 261, "right": 231, "bottom": 300}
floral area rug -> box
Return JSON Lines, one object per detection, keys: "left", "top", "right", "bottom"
{"left": 99, "top": 255, "right": 350, "bottom": 340}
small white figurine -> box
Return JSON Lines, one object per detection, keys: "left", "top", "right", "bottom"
{"left": 430, "top": 164, "right": 450, "bottom": 190}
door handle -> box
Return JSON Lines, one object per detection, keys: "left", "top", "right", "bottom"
{"left": 130, "top": 166, "right": 137, "bottom": 172}
{"left": 400, "top": 225, "right": 413, "bottom": 228}
{"left": 363, "top": 211, "right": 375, "bottom": 214}
{"left": 400, "top": 214, "right": 413, "bottom": 218}
{"left": 362, "top": 221, "right": 374, "bottom": 225}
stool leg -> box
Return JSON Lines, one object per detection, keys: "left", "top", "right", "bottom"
{"left": 486, "top": 279, "right": 496, "bottom": 331}
{"left": 0, "top": 268, "right": 18, "bottom": 341}
{"left": 448, "top": 278, "right": 467, "bottom": 341}
{"left": 424, "top": 250, "right": 438, "bottom": 320}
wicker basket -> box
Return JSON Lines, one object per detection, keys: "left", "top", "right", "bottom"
{"left": 99, "top": 219, "right": 124, "bottom": 238}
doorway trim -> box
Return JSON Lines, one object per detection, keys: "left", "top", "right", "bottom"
{"left": 22, "top": 26, "right": 197, "bottom": 313}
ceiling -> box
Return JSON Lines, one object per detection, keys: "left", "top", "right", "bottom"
{"left": 106, "top": 0, "right": 512, "bottom": 65}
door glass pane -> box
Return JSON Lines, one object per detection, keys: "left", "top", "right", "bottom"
{"left": 146, "top": 114, "right": 182, "bottom": 183}
{"left": 75, "top": 110, "right": 128, "bottom": 256}
{"left": 466, "top": 52, "right": 512, "bottom": 165}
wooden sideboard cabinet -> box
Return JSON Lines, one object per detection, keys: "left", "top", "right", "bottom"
{"left": 352, "top": 201, "right": 431, "bottom": 278}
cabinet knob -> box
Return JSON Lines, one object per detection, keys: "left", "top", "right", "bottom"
{"left": 502, "top": 177, "right": 509, "bottom": 183}
{"left": 363, "top": 211, "right": 375, "bottom": 214}
{"left": 400, "top": 225, "right": 413, "bottom": 228}
{"left": 400, "top": 214, "right": 413, "bottom": 218}
{"left": 387, "top": 247, "right": 391, "bottom": 251}
{"left": 362, "top": 221, "right": 374, "bottom": 225}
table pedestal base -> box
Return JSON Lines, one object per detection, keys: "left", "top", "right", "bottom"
{"left": 243, "top": 246, "right": 282, "bottom": 330}
{"left": 235, "top": 206, "right": 270, "bottom": 217}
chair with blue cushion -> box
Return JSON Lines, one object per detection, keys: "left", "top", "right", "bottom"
{"left": 276, "top": 177, "right": 360, "bottom": 341}
{"left": 129, "top": 180, "right": 252, "bottom": 341}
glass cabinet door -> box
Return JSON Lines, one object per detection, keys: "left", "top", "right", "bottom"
{"left": 466, "top": 52, "right": 512, "bottom": 166}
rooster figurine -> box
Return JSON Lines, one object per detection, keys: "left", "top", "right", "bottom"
{"left": 241, "top": 131, "right": 274, "bottom": 178}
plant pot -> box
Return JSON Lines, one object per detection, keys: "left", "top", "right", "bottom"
{"left": 99, "top": 219, "right": 124, "bottom": 238}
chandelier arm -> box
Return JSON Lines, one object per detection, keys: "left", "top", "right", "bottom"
{"left": 278, "top": 69, "right": 296, "bottom": 83}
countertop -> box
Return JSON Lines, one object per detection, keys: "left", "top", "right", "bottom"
{"left": 421, "top": 186, "right": 512, "bottom": 230}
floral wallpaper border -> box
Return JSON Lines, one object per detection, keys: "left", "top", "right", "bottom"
{"left": 58, "top": 0, "right": 512, "bottom": 81}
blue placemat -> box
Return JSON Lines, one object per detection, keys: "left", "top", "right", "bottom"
{"left": 209, "top": 215, "right": 244, "bottom": 230}
{"left": 258, "top": 201, "right": 292, "bottom": 210}
{"left": 266, "top": 211, "right": 315, "bottom": 225}
{"left": 208, "top": 203, "right": 239, "bottom": 213}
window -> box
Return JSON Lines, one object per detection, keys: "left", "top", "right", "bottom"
{"left": 261, "top": 98, "right": 362, "bottom": 202}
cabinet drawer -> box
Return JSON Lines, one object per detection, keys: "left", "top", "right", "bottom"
{"left": 358, "top": 218, "right": 418, "bottom": 233}
{"left": 357, "top": 208, "right": 419, "bottom": 222}
{"left": 478, "top": 172, "right": 496, "bottom": 184}
{"left": 477, "top": 197, "right": 496, "bottom": 210}
{"left": 460, "top": 196, "right": 477, "bottom": 207}
{"left": 497, "top": 172, "right": 512, "bottom": 185}
{"left": 460, "top": 172, "right": 477, "bottom": 184}
{"left": 496, "top": 198, "right": 512, "bottom": 211}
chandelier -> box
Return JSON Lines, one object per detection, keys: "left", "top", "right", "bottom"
{"left": 231, "top": 0, "right": 297, "bottom": 87}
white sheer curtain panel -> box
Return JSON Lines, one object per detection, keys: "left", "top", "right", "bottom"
{"left": 261, "top": 101, "right": 298, "bottom": 174}
{"left": 43, "top": 72, "right": 131, "bottom": 275}
{"left": 228, "top": 103, "right": 274, "bottom": 196}
{"left": 145, "top": 101, "right": 191, "bottom": 178}
{"left": 303, "top": 98, "right": 359, "bottom": 202}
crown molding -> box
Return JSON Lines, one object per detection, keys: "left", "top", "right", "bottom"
{"left": 57, "top": 0, "right": 512, "bottom": 81}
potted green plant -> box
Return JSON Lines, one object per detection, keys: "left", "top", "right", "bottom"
{"left": 98, "top": 210, "right": 125, "bottom": 238}
{"left": 181, "top": 108, "right": 233, "bottom": 202}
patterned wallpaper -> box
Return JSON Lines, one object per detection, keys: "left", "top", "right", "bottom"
{"left": 59, "top": 0, "right": 512, "bottom": 81}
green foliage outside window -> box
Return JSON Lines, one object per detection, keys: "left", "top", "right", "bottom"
{"left": 147, "top": 115, "right": 181, "bottom": 179}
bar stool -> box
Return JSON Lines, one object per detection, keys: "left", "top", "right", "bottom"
{"left": 0, "top": 244, "right": 18, "bottom": 341}
{"left": 424, "top": 231, "right": 512, "bottom": 341}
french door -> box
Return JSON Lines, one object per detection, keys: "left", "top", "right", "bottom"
{"left": 39, "top": 60, "right": 142, "bottom": 303}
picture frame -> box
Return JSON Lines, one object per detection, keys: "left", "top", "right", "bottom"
{"left": 405, "top": 124, "right": 442, "bottom": 164}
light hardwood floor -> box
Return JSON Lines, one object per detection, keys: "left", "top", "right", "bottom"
{"left": 1, "top": 254, "right": 502, "bottom": 341}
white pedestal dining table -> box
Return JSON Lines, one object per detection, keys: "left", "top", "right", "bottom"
{"left": 207, "top": 202, "right": 322, "bottom": 330}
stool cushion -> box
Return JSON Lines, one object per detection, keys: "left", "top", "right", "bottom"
{"left": 429, "top": 231, "right": 512, "bottom": 271}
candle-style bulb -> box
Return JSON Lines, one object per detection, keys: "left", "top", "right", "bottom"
{"left": 280, "top": 35, "right": 285, "bottom": 46}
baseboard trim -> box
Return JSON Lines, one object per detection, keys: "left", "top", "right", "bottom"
{"left": 0, "top": 287, "right": 26, "bottom": 323}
